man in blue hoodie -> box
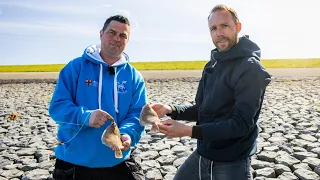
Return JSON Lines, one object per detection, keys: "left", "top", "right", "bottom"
{"left": 151, "top": 4, "right": 271, "bottom": 180}
{"left": 49, "top": 15, "right": 146, "bottom": 180}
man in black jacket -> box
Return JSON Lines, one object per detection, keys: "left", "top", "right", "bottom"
{"left": 151, "top": 4, "right": 271, "bottom": 180}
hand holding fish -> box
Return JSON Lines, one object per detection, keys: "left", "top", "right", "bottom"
{"left": 150, "top": 103, "right": 172, "bottom": 118}
{"left": 110, "top": 134, "right": 131, "bottom": 151}
{"left": 89, "top": 109, "right": 114, "bottom": 128}
{"left": 101, "top": 121, "right": 123, "bottom": 158}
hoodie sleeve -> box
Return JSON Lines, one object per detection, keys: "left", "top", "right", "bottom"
{"left": 119, "top": 73, "right": 147, "bottom": 147}
{"left": 193, "top": 62, "right": 271, "bottom": 141}
{"left": 48, "top": 59, "right": 92, "bottom": 130}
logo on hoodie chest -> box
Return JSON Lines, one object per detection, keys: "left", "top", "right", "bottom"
{"left": 117, "top": 81, "right": 127, "bottom": 94}
{"left": 85, "top": 79, "right": 127, "bottom": 94}
{"left": 85, "top": 79, "right": 99, "bottom": 87}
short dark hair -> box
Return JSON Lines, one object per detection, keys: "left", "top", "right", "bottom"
{"left": 208, "top": 4, "right": 239, "bottom": 24}
{"left": 102, "top": 15, "right": 130, "bottom": 31}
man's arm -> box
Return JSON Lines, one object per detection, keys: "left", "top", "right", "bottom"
{"left": 167, "top": 104, "right": 198, "bottom": 121}
{"left": 48, "top": 59, "right": 92, "bottom": 130}
{"left": 192, "top": 62, "right": 271, "bottom": 140}
{"left": 118, "top": 73, "right": 147, "bottom": 147}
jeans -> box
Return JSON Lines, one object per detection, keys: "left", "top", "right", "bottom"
{"left": 174, "top": 150, "right": 253, "bottom": 180}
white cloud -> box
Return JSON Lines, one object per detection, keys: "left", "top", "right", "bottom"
{"left": 103, "top": 4, "right": 112, "bottom": 7}
{"left": 132, "top": 33, "right": 210, "bottom": 43}
{"left": 131, "top": 22, "right": 139, "bottom": 32}
{"left": 0, "top": 21, "right": 99, "bottom": 38}
{"left": 0, "top": 2, "right": 110, "bottom": 16}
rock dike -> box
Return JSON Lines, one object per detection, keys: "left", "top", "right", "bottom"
{"left": 0, "top": 77, "right": 319, "bottom": 180}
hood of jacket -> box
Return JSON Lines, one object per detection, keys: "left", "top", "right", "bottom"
{"left": 81, "top": 44, "right": 130, "bottom": 113}
{"left": 82, "top": 44, "right": 129, "bottom": 67}
{"left": 211, "top": 35, "right": 261, "bottom": 62}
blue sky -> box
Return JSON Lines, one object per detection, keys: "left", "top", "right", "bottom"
{"left": 0, "top": 0, "right": 319, "bottom": 65}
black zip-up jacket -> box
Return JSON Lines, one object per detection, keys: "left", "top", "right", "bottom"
{"left": 168, "top": 35, "right": 271, "bottom": 162}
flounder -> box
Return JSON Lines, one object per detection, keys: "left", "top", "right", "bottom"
{"left": 139, "top": 104, "right": 160, "bottom": 133}
{"left": 101, "top": 119, "right": 123, "bottom": 158}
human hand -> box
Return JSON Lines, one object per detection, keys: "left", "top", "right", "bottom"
{"left": 120, "top": 134, "right": 131, "bottom": 151}
{"left": 158, "top": 119, "right": 192, "bottom": 138}
{"left": 109, "top": 134, "right": 131, "bottom": 152}
{"left": 89, "top": 109, "right": 114, "bottom": 128}
{"left": 150, "top": 103, "right": 172, "bottom": 118}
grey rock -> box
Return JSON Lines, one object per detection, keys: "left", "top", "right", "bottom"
{"left": 173, "top": 157, "right": 188, "bottom": 168}
{"left": 171, "top": 146, "right": 191, "bottom": 155}
{"left": 255, "top": 167, "right": 276, "bottom": 178}
{"left": 302, "top": 157, "right": 320, "bottom": 169}
{"left": 145, "top": 168, "right": 163, "bottom": 180}
{"left": 263, "top": 146, "right": 279, "bottom": 152}
{"left": 277, "top": 172, "right": 299, "bottom": 180}
{"left": 292, "top": 163, "right": 312, "bottom": 171}
{"left": 156, "top": 155, "right": 177, "bottom": 166}
{"left": 294, "top": 169, "right": 320, "bottom": 180}
{"left": 0, "top": 168, "right": 23, "bottom": 178}
{"left": 275, "top": 155, "right": 300, "bottom": 168}
{"left": 138, "top": 151, "right": 159, "bottom": 161}
{"left": 251, "top": 159, "right": 274, "bottom": 170}
{"left": 164, "top": 172, "right": 175, "bottom": 180}
{"left": 298, "top": 134, "right": 318, "bottom": 142}
{"left": 141, "top": 160, "right": 161, "bottom": 173}
{"left": 293, "top": 152, "right": 318, "bottom": 161}
{"left": 159, "top": 166, "right": 177, "bottom": 176}
{"left": 21, "top": 169, "right": 50, "bottom": 180}
{"left": 314, "top": 166, "right": 320, "bottom": 176}
{"left": 274, "top": 164, "right": 292, "bottom": 176}
{"left": 258, "top": 151, "right": 277, "bottom": 162}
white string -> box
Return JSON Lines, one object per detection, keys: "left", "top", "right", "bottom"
{"left": 99, "top": 64, "right": 103, "bottom": 109}
{"left": 211, "top": 161, "right": 213, "bottom": 180}
{"left": 199, "top": 156, "right": 202, "bottom": 180}
{"left": 113, "top": 66, "right": 119, "bottom": 113}
{"left": 55, "top": 63, "right": 103, "bottom": 145}
{"left": 54, "top": 110, "right": 91, "bottom": 145}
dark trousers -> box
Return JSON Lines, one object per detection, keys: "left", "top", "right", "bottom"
{"left": 174, "top": 150, "right": 253, "bottom": 180}
{"left": 52, "top": 157, "right": 143, "bottom": 180}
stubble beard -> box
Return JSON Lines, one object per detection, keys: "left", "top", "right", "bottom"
{"left": 215, "top": 32, "right": 238, "bottom": 53}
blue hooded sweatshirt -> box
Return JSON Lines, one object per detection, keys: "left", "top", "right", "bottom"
{"left": 48, "top": 44, "right": 147, "bottom": 168}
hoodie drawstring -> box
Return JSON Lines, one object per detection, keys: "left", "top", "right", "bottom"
{"left": 199, "top": 156, "right": 202, "bottom": 180}
{"left": 98, "top": 64, "right": 119, "bottom": 113}
{"left": 210, "top": 161, "right": 213, "bottom": 180}
{"left": 98, "top": 64, "right": 103, "bottom": 109}
{"left": 113, "top": 67, "right": 119, "bottom": 113}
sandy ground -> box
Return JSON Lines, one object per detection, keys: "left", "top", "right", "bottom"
{"left": 0, "top": 68, "right": 320, "bottom": 80}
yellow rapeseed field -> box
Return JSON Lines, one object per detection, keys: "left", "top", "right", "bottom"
{"left": 0, "top": 59, "right": 319, "bottom": 72}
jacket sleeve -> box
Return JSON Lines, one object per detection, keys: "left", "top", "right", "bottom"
{"left": 48, "top": 59, "right": 92, "bottom": 130}
{"left": 119, "top": 74, "right": 147, "bottom": 147}
{"left": 169, "top": 104, "right": 198, "bottom": 121}
{"left": 194, "top": 62, "right": 271, "bottom": 141}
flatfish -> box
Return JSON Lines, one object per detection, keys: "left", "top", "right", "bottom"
{"left": 101, "top": 120, "right": 123, "bottom": 158}
{"left": 139, "top": 104, "right": 160, "bottom": 133}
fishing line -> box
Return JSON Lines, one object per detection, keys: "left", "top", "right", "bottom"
{"left": 54, "top": 113, "right": 91, "bottom": 145}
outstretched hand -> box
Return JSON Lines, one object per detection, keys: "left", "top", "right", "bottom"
{"left": 150, "top": 103, "right": 172, "bottom": 118}
{"left": 158, "top": 119, "right": 193, "bottom": 138}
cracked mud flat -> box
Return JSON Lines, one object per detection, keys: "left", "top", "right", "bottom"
{"left": 0, "top": 77, "right": 319, "bottom": 180}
